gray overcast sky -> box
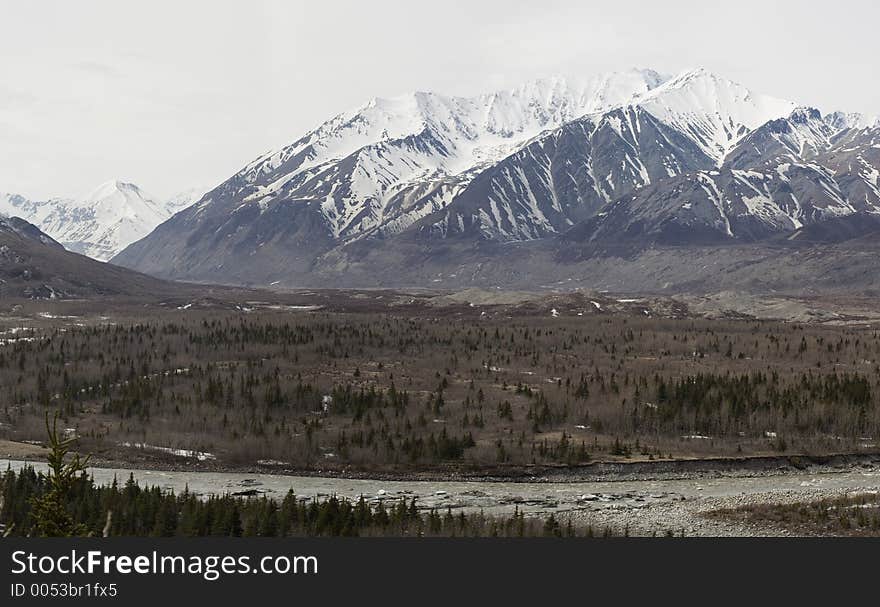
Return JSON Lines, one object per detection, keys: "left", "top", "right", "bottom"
{"left": 2, "top": 0, "right": 879, "bottom": 200}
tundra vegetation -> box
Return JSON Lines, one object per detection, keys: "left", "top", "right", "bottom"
{"left": 1, "top": 306, "right": 879, "bottom": 472}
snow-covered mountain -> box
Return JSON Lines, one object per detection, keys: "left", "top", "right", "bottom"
{"left": 0, "top": 181, "right": 203, "bottom": 261}
{"left": 43, "top": 181, "right": 169, "bottom": 260}
{"left": 113, "top": 67, "right": 880, "bottom": 290}
{"left": 193, "top": 68, "right": 668, "bottom": 242}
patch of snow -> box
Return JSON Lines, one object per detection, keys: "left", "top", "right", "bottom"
{"left": 119, "top": 442, "right": 216, "bottom": 461}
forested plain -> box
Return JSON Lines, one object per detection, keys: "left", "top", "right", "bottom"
{"left": 2, "top": 307, "right": 879, "bottom": 472}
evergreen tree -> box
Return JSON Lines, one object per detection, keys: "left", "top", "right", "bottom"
{"left": 29, "top": 412, "right": 91, "bottom": 537}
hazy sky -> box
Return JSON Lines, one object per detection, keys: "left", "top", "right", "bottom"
{"left": 3, "top": 0, "right": 879, "bottom": 200}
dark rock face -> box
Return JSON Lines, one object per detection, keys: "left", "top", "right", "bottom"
{"left": 418, "top": 107, "right": 714, "bottom": 241}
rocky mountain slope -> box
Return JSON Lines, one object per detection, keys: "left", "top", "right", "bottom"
{"left": 0, "top": 216, "right": 179, "bottom": 298}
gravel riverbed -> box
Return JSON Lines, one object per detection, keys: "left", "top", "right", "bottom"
{"left": 3, "top": 459, "right": 877, "bottom": 536}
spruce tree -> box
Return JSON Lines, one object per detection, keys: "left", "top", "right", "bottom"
{"left": 29, "top": 412, "right": 91, "bottom": 537}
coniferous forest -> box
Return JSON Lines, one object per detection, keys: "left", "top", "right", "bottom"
{"left": 2, "top": 305, "right": 879, "bottom": 473}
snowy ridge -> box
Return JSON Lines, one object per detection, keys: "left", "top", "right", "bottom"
{"left": 247, "top": 68, "right": 667, "bottom": 180}
{"left": 634, "top": 68, "right": 797, "bottom": 163}
{"left": 725, "top": 107, "right": 844, "bottom": 169}
{"left": 217, "top": 69, "right": 670, "bottom": 239}
{"left": 424, "top": 81, "right": 879, "bottom": 243}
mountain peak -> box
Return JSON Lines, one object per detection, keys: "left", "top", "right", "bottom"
{"left": 648, "top": 67, "right": 755, "bottom": 96}
{"left": 85, "top": 179, "right": 147, "bottom": 201}
{"left": 788, "top": 106, "right": 824, "bottom": 124}
{"left": 635, "top": 67, "right": 797, "bottom": 162}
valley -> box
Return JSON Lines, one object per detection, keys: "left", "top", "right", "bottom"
{"left": 2, "top": 64, "right": 880, "bottom": 540}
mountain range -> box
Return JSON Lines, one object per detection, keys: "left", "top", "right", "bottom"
{"left": 109, "top": 67, "right": 880, "bottom": 293}
{"left": 10, "top": 66, "right": 880, "bottom": 294}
